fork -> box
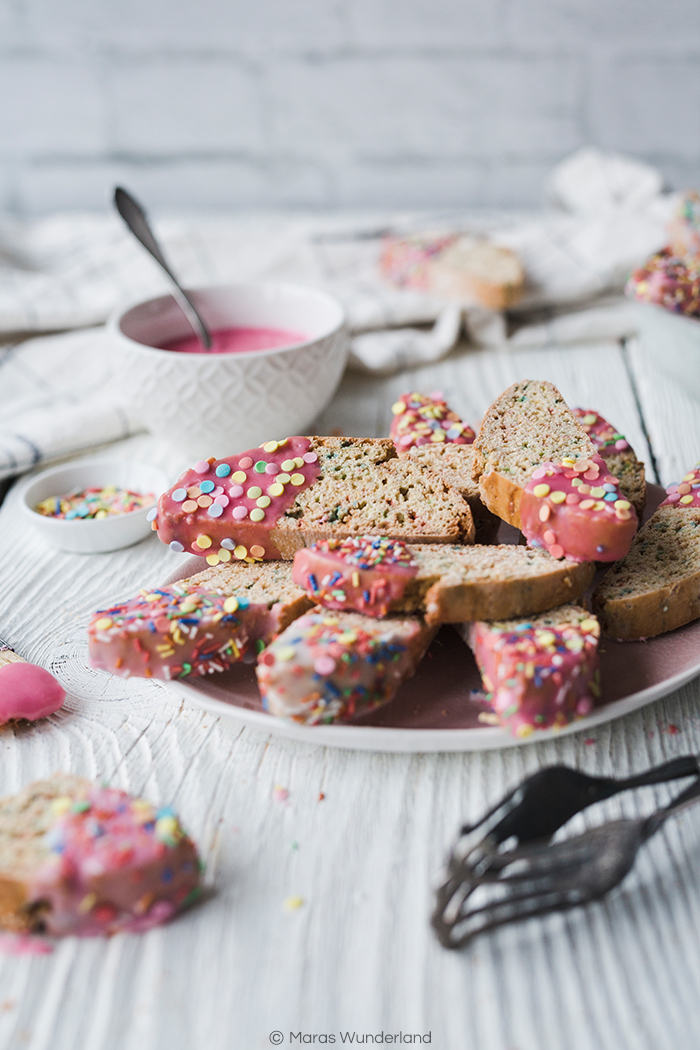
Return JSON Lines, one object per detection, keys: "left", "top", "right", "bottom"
{"left": 450, "top": 756, "right": 700, "bottom": 882}
{"left": 432, "top": 775, "right": 700, "bottom": 949}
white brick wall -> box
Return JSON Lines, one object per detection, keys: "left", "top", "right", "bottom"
{"left": 2, "top": 0, "right": 699, "bottom": 214}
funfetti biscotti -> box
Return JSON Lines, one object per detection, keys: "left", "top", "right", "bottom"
{"left": 459, "top": 605, "right": 601, "bottom": 738}
{"left": 153, "top": 436, "right": 475, "bottom": 564}
{"left": 389, "top": 391, "right": 476, "bottom": 451}
{"left": 473, "top": 380, "right": 638, "bottom": 563}
{"left": 292, "top": 535, "right": 595, "bottom": 624}
{"left": 389, "top": 391, "right": 499, "bottom": 543}
{"left": 256, "top": 608, "right": 437, "bottom": 725}
{"left": 0, "top": 774, "right": 200, "bottom": 936}
{"left": 380, "top": 233, "right": 525, "bottom": 310}
{"left": 572, "top": 408, "right": 646, "bottom": 516}
{"left": 88, "top": 561, "right": 313, "bottom": 680}
{"left": 408, "top": 443, "right": 501, "bottom": 543}
{"left": 592, "top": 463, "right": 700, "bottom": 640}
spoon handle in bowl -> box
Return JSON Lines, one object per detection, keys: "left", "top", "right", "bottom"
{"left": 114, "top": 186, "right": 212, "bottom": 350}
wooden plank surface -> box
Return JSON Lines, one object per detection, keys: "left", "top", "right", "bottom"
{"left": 0, "top": 340, "right": 699, "bottom": 1050}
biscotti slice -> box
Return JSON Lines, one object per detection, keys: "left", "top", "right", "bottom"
{"left": 407, "top": 437, "right": 500, "bottom": 543}
{"left": 389, "top": 391, "right": 498, "bottom": 542}
{"left": 460, "top": 605, "right": 601, "bottom": 737}
{"left": 256, "top": 608, "right": 437, "bottom": 724}
{"left": 154, "top": 436, "right": 474, "bottom": 563}
{"left": 389, "top": 391, "right": 476, "bottom": 451}
{"left": 0, "top": 774, "right": 200, "bottom": 936}
{"left": 592, "top": 463, "right": 700, "bottom": 639}
{"left": 292, "top": 536, "right": 595, "bottom": 624}
{"left": 380, "top": 233, "right": 524, "bottom": 310}
{"left": 473, "top": 380, "right": 638, "bottom": 562}
{"left": 88, "top": 561, "right": 313, "bottom": 680}
{"left": 573, "top": 408, "right": 646, "bottom": 515}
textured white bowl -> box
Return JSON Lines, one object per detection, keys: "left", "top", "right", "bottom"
{"left": 108, "top": 283, "right": 349, "bottom": 460}
{"left": 634, "top": 300, "right": 700, "bottom": 399}
{"left": 21, "top": 459, "right": 169, "bottom": 553}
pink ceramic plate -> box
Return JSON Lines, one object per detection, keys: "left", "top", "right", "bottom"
{"left": 160, "top": 485, "right": 700, "bottom": 752}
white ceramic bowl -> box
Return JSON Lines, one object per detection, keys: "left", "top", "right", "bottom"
{"left": 108, "top": 282, "right": 349, "bottom": 460}
{"left": 634, "top": 300, "right": 700, "bottom": 399}
{"left": 21, "top": 459, "right": 170, "bottom": 553}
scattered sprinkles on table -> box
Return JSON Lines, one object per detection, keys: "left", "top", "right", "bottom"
{"left": 88, "top": 584, "right": 251, "bottom": 680}
{"left": 152, "top": 437, "right": 320, "bottom": 563}
{"left": 626, "top": 249, "right": 700, "bottom": 317}
{"left": 257, "top": 610, "right": 434, "bottom": 725}
{"left": 35, "top": 486, "right": 153, "bottom": 520}
{"left": 293, "top": 535, "right": 418, "bottom": 618}
{"left": 390, "top": 391, "right": 476, "bottom": 451}
{"left": 468, "top": 611, "right": 601, "bottom": 737}
{"left": 662, "top": 463, "right": 700, "bottom": 509}
{"left": 14, "top": 780, "right": 201, "bottom": 937}
{"left": 572, "top": 408, "right": 630, "bottom": 457}
{"left": 519, "top": 452, "right": 638, "bottom": 562}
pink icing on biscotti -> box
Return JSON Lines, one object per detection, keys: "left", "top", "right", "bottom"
{"left": 661, "top": 463, "right": 700, "bottom": 508}
{"left": 519, "top": 453, "right": 638, "bottom": 562}
{"left": 292, "top": 536, "right": 418, "bottom": 617}
{"left": 390, "top": 391, "right": 475, "bottom": 452}
{"left": 468, "top": 614, "right": 600, "bottom": 737}
{"left": 257, "top": 609, "right": 434, "bottom": 724}
{"left": 626, "top": 249, "right": 700, "bottom": 317}
{"left": 0, "top": 662, "right": 65, "bottom": 722}
{"left": 572, "top": 408, "right": 630, "bottom": 456}
{"left": 153, "top": 437, "right": 321, "bottom": 564}
{"left": 88, "top": 585, "right": 251, "bottom": 681}
{"left": 29, "top": 784, "right": 201, "bottom": 937}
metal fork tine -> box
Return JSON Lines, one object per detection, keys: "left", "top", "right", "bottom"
{"left": 435, "top": 886, "right": 584, "bottom": 949}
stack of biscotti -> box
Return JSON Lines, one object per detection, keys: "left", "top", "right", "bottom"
{"left": 572, "top": 408, "right": 646, "bottom": 515}
{"left": 153, "top": 436, "right": 475, "bottom": 564}
{"left": 88, "top": 561, "right": 313, "bottom": 680}
{"left": 388, "top": 391, "right": 500, "bottom": 543}
{"left": 292, "top": 536, "right": 594, "bottom": 624}
{"left": 473, "top": 380, "right": 639, "bottom": 563}
{"left": 592, "top": 463, "right": 700, "bottom": 639}
{"left": 459, "top": 605, "right": 601, "bottom": 738}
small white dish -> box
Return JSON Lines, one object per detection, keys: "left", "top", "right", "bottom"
{"left": 21, "top": 459, "right": 170, "bottom": 553}
{"left": 108, "top": 282, "right": 349, "bottom": 460}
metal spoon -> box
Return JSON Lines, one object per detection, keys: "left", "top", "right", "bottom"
{"left": 113, "top": 186, "right": 212, "bottom": 350}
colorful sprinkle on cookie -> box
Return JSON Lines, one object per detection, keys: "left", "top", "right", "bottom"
{"left": 389, "top": 391, "right": 475, "bottom": 452}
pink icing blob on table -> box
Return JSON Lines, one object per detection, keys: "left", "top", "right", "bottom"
{"left": 161, "top": 326, "right": 308, "bottom": 355}
{"left": 0, "top": 662, "right": 66, "bottom": 722}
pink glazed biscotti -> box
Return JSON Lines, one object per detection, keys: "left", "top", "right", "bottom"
{"left": 460, "top": 605, "right": 601, "bottom": 737}
{"left": 256, "top": 608, "right": 437, "bottom": 724}
{"left": 88, "top": 561, "right": 312, "bottom": 680}
{"left": 0, "top": 774, "right": 201, "bottom": 936}
{"left": 473, "top": 381, "right": 638, "bottom": 562}
{"left": 152, "top": 436, "right": 475, "bottom": 564}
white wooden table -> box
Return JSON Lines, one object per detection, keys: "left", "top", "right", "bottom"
{"left": 2, "top": 336, "right": 700, "bottom": 1050}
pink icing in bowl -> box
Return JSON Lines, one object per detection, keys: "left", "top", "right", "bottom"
{"left": 161, "top": 327, "right": 308, "bottom": 355}
{"left": 108, "top": 282, "right": 349, "bottom": 460}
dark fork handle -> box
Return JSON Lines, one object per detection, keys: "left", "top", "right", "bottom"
{"left": 462, "top": 755, "right": 700, "bottom": 846}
